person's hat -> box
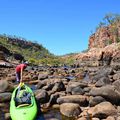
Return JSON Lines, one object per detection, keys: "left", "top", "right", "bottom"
{"left": 24, "top": 61, "right": 29, "bottom": 65}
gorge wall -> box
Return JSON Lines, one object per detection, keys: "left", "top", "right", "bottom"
{"left": 75, "top": 22, "right": 120, "bottom": 66}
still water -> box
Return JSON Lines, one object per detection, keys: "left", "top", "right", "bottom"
{"left": 36, "top": 108, "right": 75, "bottom": 120}
{"left": 0, "top": 72, "right": 90, "bottom": 120}
{"left": 0, "top": 107, "right": 75, "bottom": 120}
{"left": 0, "top": 84, "right": 75, "bottom": 120}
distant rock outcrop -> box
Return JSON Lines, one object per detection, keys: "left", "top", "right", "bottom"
{"left": 88, "top": 26, "right": 119, "bottom": 48}
{"left": 75, "top": 22, "right": 120, "bottom": 66}
{"left": 0, "top": 45, "right": 10, "bottom": 61}
{"left": 0, "top": 45, "right": 11, "bottom": 55}
{"left": 0, "top": 44, "right": 24, "bottom": 62}
{"left": 0, "top": 51, "right": 5, "bottom": 61}
{"left": 0, "top": 35, "right": 53, "bottom": 65}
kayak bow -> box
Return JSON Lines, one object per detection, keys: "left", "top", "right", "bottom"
{"left": 10, "top": 83, "right": 37, "bottom": 120}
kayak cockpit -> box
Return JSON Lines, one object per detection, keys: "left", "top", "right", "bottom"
{"left": 14, "top": 85, "right": 32, "bottom": 107}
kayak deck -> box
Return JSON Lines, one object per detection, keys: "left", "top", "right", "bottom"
{"left": 10, "top": 83, "right": 37, "bottom": 120}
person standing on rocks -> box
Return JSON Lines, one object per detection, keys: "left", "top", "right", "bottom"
{"left": 15, "top": 61, "right": 29, "bottom": 83}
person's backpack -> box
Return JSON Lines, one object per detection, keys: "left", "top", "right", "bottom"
{"left": 15, "top": 89, "right": 31, "bottom": 106}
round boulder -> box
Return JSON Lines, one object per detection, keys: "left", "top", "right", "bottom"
{"left": 60, "top": 103, "right": 81, "bottom": 117}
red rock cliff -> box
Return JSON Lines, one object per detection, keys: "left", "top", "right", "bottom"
{"left": 89, "top": 25, "right": 120, "bottom": 49}
{"left": 75, "top": 22, "right": 120, "bottom": 66}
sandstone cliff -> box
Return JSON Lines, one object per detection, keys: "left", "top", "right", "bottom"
{"left": 89, "top": 24, "right": 120, "bottom": 48}
{"left": 75, "top": 20, "right": 120, "bottom": 66}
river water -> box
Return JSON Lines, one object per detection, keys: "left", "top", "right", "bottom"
{"left": 0, "top": 106, "right": 75, "bottom": 120}
{"left": 0, "top": 73, "right": 90, "bottom": 120}
{"left": 0, "top": 84, "right": 75, "bottom": 120}
{"left": 36, "top": 109, "right": 75, "bottom": 120}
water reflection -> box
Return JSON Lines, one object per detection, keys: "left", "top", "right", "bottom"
{"left": 4, "top": 85, "right": 77, "bottom": 120}
{"left": 36, "top": 109, "right": 61, "bottom": 120}
{"left": 28, "top": 85, "right": 73, "bottom": 120}
{"left": 65, "top": 76, "right": 75, "bottom": 81}
{"left": 36, "top": 109, "right": 75, "bottom": 120}
{"left": 36, "top": 113, "right": 45, "bottom": 120}
{"left": 0, "top": 108, "right": 5, "bottom": 120}
{"left": 83, "top": 71, "right": 90, "bottom": 82}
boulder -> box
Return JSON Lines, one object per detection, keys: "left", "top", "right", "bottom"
{"left": 105, "top": 116, "right": 116, "bottom": 120}
{"left": 92, "top": 67, "right": 114, "bottom": 83}
{"left": 66, "top": 81, "right": 87, "bottom": 94}
{"left": 5, "top": 76, "right": 16, "bottom": 82}
{"left": 35, "top": 89, "right": 49, "bottom": 104}
{"left": 95, "top": 76, "right": 111, "bottom": 87}
{"left": 88, "top": 102, "right": 117, "bottom": 119}
{"left": 36, "top": 81, "right": 46, "bottom": 89}
{"left": 60, "top": 103, "right": 81, "bottom": 117}
{"left": 42, "top": 83, "right": 54, "bottom": 91}
{"left": 0, "top": 80, "right": 14, "bottom": 93}
{"left": 52, "top": 81, "right": 65, "bottom": 92}
{"left": 48, "top": 93, "right": 60, "bottom": 106}
{"left": 77, "top": 117, "right": 88, "bottom": 120}
{"left": 0, "top": 92, "right": 11, "bottom": 102}
{"left": 57, "top": 95, "right": 88, "bottom": 106}
{"left": 113, "top": 72, "right": 120, "bottom": 81}
{"left": 89, "top": 85, "right": 120, "bottom": 104}
{"left": 38, "top": 73, "right": 48, "bottom": 80}
{"left": 89, "top": 96, "right": 106, "bottom": 107}
{"left": 71, "top": 86, "right": 84, "bottom": 95}
{"left": 113, "top": 80, "right": 120, "bottom": 93}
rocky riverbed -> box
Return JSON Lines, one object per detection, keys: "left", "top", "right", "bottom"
{"left": 1, "top": 64, "right": 120, "bottom": 120}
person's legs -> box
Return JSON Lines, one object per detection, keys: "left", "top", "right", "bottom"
{"left": 16, "top": 72, "right": 21, "bottom": 83}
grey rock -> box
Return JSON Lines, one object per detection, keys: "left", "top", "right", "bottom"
{"left": 35, "top": 89, "right": 49, "bottom": 103}
{"left": 88, "top": 102, "right": 117, "bottom": 119}
{"left": 95, "top": 76, "right": 111, "bottom": 87}
{"left": 89, "top": 85, "right": 120, "bottom": 104}
{"left": 52, "top": 81, "right": 65, "bottom": 92}
{"left": 0, "top": 92, "right": 11, "bottom": 102}
{"left": 60, "top": 103, "right": 81, "bottom": 117}
{"left": 38, "top": 73, "right": 48, "bottom": 80}
{"left": 89, "top": 96, "right": 106, "bottom": 107}
{"left": 57, "top": 95, "right": 88, "bottom": 107}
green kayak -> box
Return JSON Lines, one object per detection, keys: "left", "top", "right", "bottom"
{"left": 10, "top": 83, "right": 37, "bottom": 120}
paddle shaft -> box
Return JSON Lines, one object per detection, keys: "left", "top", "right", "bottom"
{"left": 20, "top": 68, "right": 23, "bottom": 83}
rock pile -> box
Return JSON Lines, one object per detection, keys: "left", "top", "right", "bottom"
{"left": 1, "top": 64, "right": 120, "bottom": 120}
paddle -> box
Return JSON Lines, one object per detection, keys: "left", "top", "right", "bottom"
{"left": 16, "top": 69, "right": 24, "bottom": 97}
{"left": 16, "top": 82, "right": 24, "bottom": 98}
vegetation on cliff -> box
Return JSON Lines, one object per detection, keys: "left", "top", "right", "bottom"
{"left": 0, "top": 34, "right": 55, "bottom": 64}
{"left": 0, "top": 34, "right": 75, "bottom": 66}
{"left": 88, "top": 13, "right": 120, "bottom": 49}
{"left": 97, "top": 13, "right": 120, "bottom": 43}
